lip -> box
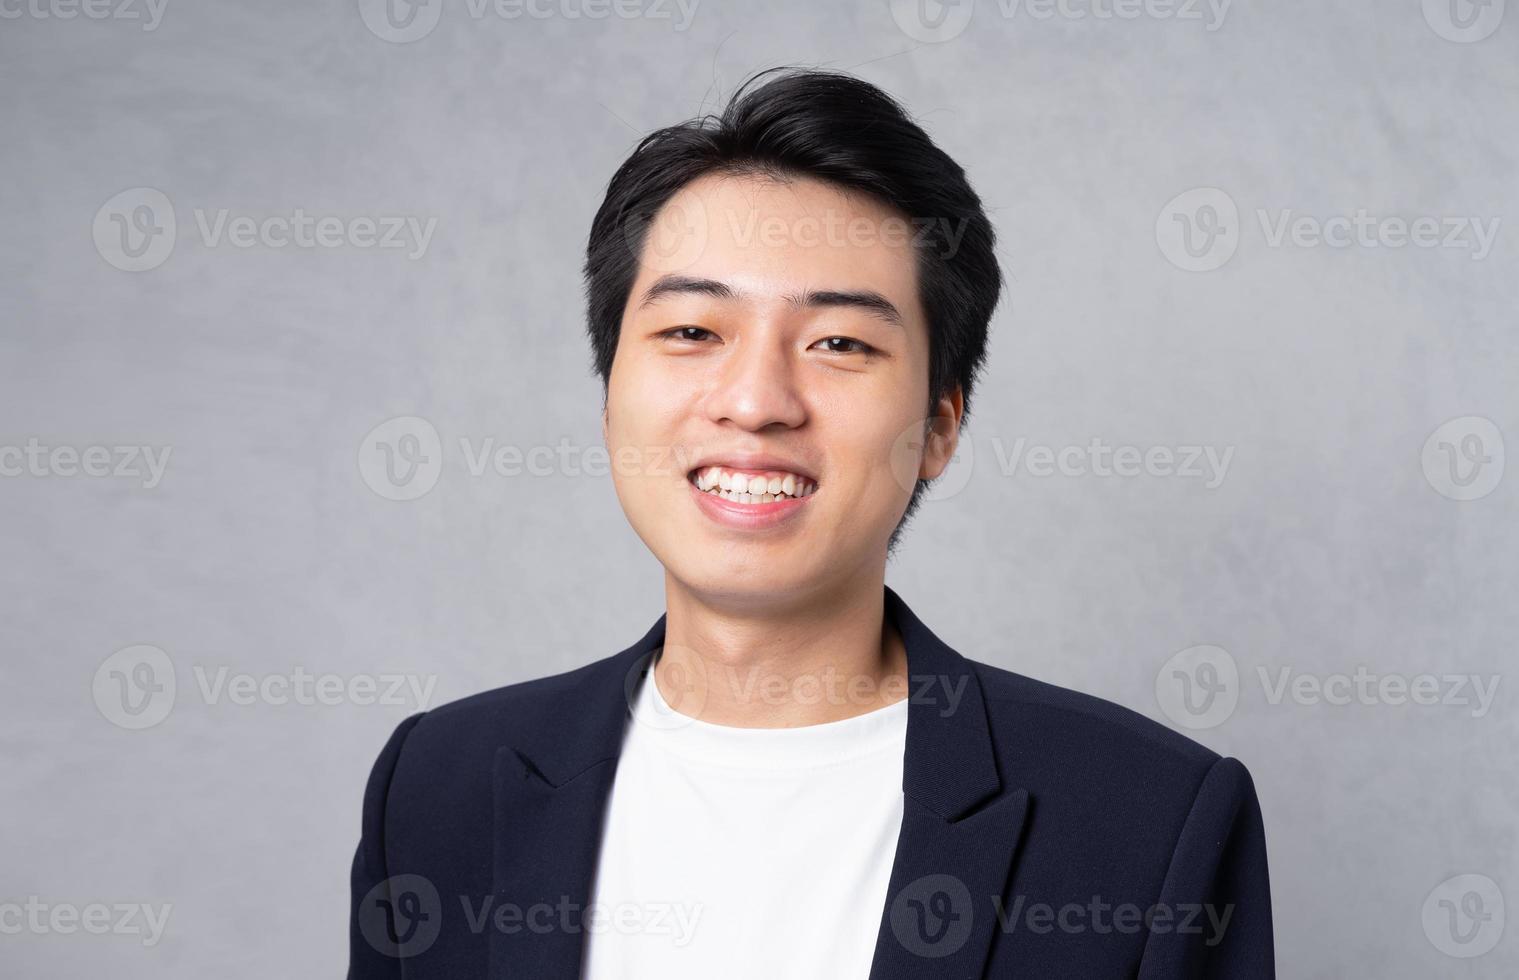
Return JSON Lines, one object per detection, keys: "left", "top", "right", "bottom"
{"left": 688, "top": 477, "right": 814, "bottom": 530}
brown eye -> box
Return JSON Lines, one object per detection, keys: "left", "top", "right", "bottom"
{"left": 813, "top": 336, "right": 872, "bottom": 354}
{"left": 664, "top": 326, "right": 715, "bottom": 342}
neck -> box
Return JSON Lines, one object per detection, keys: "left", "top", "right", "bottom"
{"left": 654, "top": 569, "right": 909, "bottom": 728}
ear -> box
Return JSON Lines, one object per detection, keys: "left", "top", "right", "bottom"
{"left": 919, "top": 386, "right": 964, "bottom": 481}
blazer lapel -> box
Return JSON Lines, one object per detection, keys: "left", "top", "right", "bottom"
{"left": 867, "top": 588, "right": 1031, "bottom": 980}
{"left": 488, "top": 617, "right": 666, "bottom": 980}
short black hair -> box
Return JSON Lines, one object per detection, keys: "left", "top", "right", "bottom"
{"left": 583, "top": 66, "right": 1002, "bottom": 548}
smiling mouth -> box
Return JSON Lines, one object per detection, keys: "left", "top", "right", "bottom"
{"left": 688, "top": 465, "right": 818, "bottom": 504}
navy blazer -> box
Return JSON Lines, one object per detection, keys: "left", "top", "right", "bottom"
{"left": 349, "top": 588, "right": 1274, "bottom": 978}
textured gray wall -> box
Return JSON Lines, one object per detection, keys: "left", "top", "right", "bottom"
{"left": 2, "top": 0, "right": 1516, "bottom": 976}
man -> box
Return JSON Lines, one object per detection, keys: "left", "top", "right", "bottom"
{"left": 349, "top": 68, "right": 1274, "bottom": 978}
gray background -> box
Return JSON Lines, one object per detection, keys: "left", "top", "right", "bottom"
{"left": 2, "top": 0, "right": 1516, "bottom": 976}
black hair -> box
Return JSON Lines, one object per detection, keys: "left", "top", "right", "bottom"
{"left": 583, "top": 66, "right": 1002, "bottom": 548}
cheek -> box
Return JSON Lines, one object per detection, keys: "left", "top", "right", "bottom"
{"left": 610, "top": 344, "right": 694, "bottom": 418}
{"left": 605, "top": 373, "right": 688, "bottom": 501}
{"left": 822, "top": 400, "right": 923, "bottom": 513}
{"left": 607, "top": 358, "right": 666, "bottom": 445}
{"left": 603, "top": 375, "right": 644, "bottom": 498}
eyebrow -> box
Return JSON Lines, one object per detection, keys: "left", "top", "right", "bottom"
{"left": 638, "top": 275, "right": 904, "bottom": 328}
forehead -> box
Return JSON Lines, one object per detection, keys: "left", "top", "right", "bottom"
{"left": 632, "top": 172, "right": 923, "bottom": 320}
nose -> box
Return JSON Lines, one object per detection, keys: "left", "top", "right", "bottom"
{"left": 701, "top": 331, "right": 807, "bottom": 432}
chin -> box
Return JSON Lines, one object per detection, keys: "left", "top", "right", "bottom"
{"left": 671, "top": 565, "right": 816, "bottom": 604}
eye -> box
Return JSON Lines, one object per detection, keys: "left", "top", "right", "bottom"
{"left": 811, "top": 336, "right": 875, "bottom": 355}
{"left": 661, "top": 326, "right": 716, "bottom": 343}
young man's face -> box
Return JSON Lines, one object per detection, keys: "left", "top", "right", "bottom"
{"left": 604, "top": 172, "right": 960, "bottom": 606}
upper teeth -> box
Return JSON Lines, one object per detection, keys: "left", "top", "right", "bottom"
{"left": 693, "top": 466, "right": 816, "bottom": 501}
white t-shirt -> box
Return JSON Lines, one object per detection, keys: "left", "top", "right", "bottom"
{"left": 580, "top": 662, "right": 909, "bottom": 979}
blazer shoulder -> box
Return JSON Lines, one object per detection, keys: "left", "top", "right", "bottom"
{"left": 969, "top": 658, "right": 1224, "bottom": 781}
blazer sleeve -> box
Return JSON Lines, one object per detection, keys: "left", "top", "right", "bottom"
{"left": 348, "top": 713, "right": 425, "bottom": 980}
{"left": 1137, "top": 756, "right": 1276, "bottom": 979}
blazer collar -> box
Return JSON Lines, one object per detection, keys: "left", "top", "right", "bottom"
{"left": 511, "top": 585, "right": 1003, "bottom": 818}
{"left": 489, "top": 587, "right": 1026, "bottom": 979}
